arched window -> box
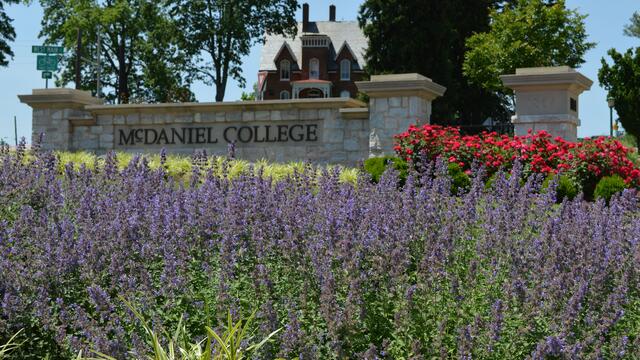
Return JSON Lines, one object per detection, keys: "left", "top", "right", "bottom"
{"left": 308, "top": 89, "right": 322, "bottom": 98}
{"left": 280, "top": 90, "right": 290, "bottom": 100}
{"left": 280, "top": 60, "right": 290, "bottom": 80}
{"left": 340, "top": 59, "right": 351, "bottom": 80}
{"left": 309, "top": 58, "right": 320, "bottom": 79}
{"left": 340, "top": 90, "right": 351, "bottom": 98}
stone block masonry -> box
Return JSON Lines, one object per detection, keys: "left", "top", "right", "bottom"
{"left": 500, "top": 66, "right": 593, "bottom": 143}
{"left": 19, "top": 74, "right": 448, "bottom": 165}
{"left": 19, "top": 69, "right": 594, "bottom": 165}
{"left": 356, "top": 74, "right": 446, "bottom": 158}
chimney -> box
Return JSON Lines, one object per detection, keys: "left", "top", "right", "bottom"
{"left": 329, "top": 5, "right": 336, "bottom": 21}
{"left": 303, "top": 3, "right": 310, "bottom": 32}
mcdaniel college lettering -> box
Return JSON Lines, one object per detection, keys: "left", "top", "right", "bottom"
{"left": 118, "top": 124, "right": 319, "bottom": 146}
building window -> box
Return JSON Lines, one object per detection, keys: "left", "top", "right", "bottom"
{"left": 340, "top": 90, "right": 351, "bottom": 98}
{"left": 280, "top": 90, "right": 290, "bottom": 100}
{"left": 309, "top": 58, "right": 320, "bottom": 79}
{"left": 340, "top": 59, "right": 351, "bottom": 80}
{"left": 280, "top": 60, "right": 290, "bottom": 80}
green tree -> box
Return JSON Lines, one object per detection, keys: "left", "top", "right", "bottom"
{"left": 241, "top": 83, "right": 257, "bottom": 101}
{"left": 165, "top": 0, "right": 299, "bottom": 102}
{"left": 464, "top": 0, "right": 595, "bottom": 94}
{"left": 599, "top": 48, "right": 640, "bottom": 146}
{"left": 39, "top": 0, "right": 193, "bottom": 104}
{"left": 624, "top": 11, "right": 640, "bottom": 38}
{"left": 358, "top": 0, "right": 518, "bottom": 126}
{"left": 0, "top": 0, "right": 19, "bottom": 67}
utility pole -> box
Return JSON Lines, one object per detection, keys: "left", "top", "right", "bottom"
{"left": 14, "top": 116, "right": 17, "bottom": 147}
{"left": 75, "top": 29, "right": 82, "bottom": 89}
{"left": 96, "top": 26, "right": 102, "bottom": 98}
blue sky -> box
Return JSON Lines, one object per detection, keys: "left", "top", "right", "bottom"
{"left": 0, "top": 0, "right": 637, "bottom": 144}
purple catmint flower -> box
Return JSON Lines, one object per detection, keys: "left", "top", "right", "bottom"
{"left": 227, "top": 140, "right": 236, "bottom": 159}
{"left": 1, "top": 150, "right": 639, "bottom": 359}
{"left": 489, "top": 299, "right": 504, "bottom": 345}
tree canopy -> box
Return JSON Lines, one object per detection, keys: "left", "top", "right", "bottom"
{"left": 0, "top": 0, "right": 19, "bottom": 67}
{"left": 39, "top": 0, "right": 194, "bottom": 104}
{"left": 624, "top": 12, "right": 640, "bottom": 38}
{"left": 599, "top": 48, "right": 640, "bottom": 146}
{"left": 165, "top": 0, "right": 299, "bottom": 102}
{"left": 464, "top": 0, "right": 594, "bottom": 96}
{"left": 359, "top": 0, "right": 515, "bottom": 126}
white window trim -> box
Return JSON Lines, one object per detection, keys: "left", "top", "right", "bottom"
{"left": 280, "top": 90, "right": 290, "bottom": 100}
{"left": 309, "top": 58, "right": 320, "bottom": 80}
{"left": 340, "top": 59, "right": 351, "bottom": 81}
{"left": 280, "top": 60, "right": 291, "bottom": 81}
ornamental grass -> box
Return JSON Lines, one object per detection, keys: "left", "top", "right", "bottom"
{"left": 1, "top": 144, "right": 640, "bottom": 358}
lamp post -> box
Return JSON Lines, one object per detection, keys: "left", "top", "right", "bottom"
{"left": 607, "top": 97, "right": 615, "bottom": 138}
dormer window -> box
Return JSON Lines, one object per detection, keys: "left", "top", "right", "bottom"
{"left": 280, "top": 60, "right": 291, "bottom": 81}
{"left": 340, "top": 59, "right": 351, "bottom": 81}
{"left": 309, "top": 58, "right": 320, "bottom": 80}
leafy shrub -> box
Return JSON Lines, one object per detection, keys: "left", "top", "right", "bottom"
{"left": 543, "top": 174, "right": 580, "bottom": 202}
{"left": 557, "top": 175, "right": 580, "bottom": 201}
{"left": 52, "top": 151, "right": 359, "bottom": 185}
{"left": 594, "top": 175, "right": 628, "bottom": 203}
{"left": 363, "top": 156, "right": 408, "bottom": 183}
{"left": 2, "top": 150, "right": 640, "bottom": 358}
{"left": 448, "top": 162, "right": 471, "bottom": 195}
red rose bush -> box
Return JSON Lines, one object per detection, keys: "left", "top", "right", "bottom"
{"left": 394, "top": 124, "right": 640, "bottom": 189}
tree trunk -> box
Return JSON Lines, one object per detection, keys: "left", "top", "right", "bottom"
{"left": 117, "top": 35, "right": 129, "bottom": 103}
{"left": 215, "top": 81, "right": 226, "bottom": 102}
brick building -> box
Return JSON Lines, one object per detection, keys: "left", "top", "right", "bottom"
{"left": 257, "top": 3, "right": 367, "bottom": 100}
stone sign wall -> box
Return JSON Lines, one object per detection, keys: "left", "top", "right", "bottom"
{"left": 500, "top": 66, "right": 593, "bottom": 142}
{"left": 74, "top": 101, "right": 369, "bottom": 164}
{"left": 18, "top": 69, "right": 597, "bottom": 165}
{"left": 19, "top": 74, "right": 447, "bottom": 165}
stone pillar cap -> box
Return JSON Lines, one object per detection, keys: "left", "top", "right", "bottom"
{"left": 500, "top": 66, "right": 593, "bottom": 92}
{"left": 19, "top": 88, "right": 104, "bottom": 109}
{"left": 356, "top": 73, "right": 446, "bottom": 101}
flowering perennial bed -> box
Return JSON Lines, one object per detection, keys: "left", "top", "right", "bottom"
{"left": 1, "top": 148, "right": 640, "bottom": 358}
{"left": 394, "top": 125, "right": 640, "bottom": 190}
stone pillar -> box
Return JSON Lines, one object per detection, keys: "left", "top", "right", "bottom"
{"left": 356, "top": 73, "right": 446, "bottom": 157}
{"left": 18, "top": 89, "right": 103, "bottom": 150}
{"left": 500, "top": 66, "right": 593, "bottom": 142}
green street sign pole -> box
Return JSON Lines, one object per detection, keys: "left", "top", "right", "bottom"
{"left": 41, "top": 71, "right": 53, "bottom": 88}
{"left": 37, "top": 55, "right": 59, "bottom": 71}
{"left": 33, "top": 45, "right": 63, "bottom": 88}
{"left": 31, "top": 45, "right": 64, "bottom": 54}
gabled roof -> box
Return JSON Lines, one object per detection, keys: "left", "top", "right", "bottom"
{"left": 335, "top": 41, "right": 358, "bottom": 60}
{"left": 259, "top": 21, "right": 367, "bottom": 72}
{"left": 273, "top": 41, "right": 299, "bottom": 64}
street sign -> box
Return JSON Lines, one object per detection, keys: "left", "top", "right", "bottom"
{"left": 32, "top": 45, "right": 64, "bottom": 54}
{"left": 37, "top": 55, "right": 58, "bottom": 71}
{"left": 42, "top": 71, "right": 53, "bottom": 79}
